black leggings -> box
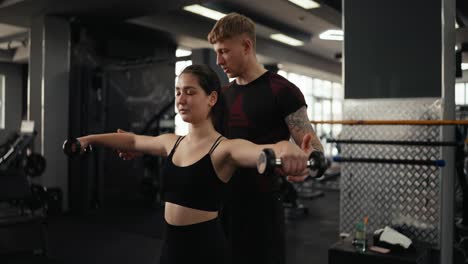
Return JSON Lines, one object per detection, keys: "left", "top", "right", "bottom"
{"left": 159, "top": 217, "right": 230, "bottom": 264}
{"left": 221, "top": 191, "right": 285, "bottom": 264}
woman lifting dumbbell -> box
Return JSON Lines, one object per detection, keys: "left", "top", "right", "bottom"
{"left": 62, "top": 64, "right": 323, "bottom": 264}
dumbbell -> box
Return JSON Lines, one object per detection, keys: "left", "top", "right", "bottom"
{"left": 62, "top": 138, "right": 92, "bottom": 157}
{"left": 257, "top": 149, "right": 328, "bottom": 177}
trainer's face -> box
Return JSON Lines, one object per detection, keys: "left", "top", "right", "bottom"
{"left": 175, "top": 73, "right": 216, "bottom": 124}
{"left": 214, "top": 36, "right": 248, "bottom": 78}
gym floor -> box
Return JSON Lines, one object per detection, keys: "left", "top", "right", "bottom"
{"left": 2, "top": 190, "right": 340, "bottom": 264}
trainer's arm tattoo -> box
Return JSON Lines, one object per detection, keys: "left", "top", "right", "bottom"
{"left": 285, "top": 106, "right": 324, "bottom": 152}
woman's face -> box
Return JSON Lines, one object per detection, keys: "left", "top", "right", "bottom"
{"left": 175, "top": 73, "right": 217, "bottom": 124}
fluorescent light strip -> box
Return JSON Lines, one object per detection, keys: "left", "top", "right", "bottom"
{"left": 462, "top": 63, "right": 468, "bottom": 71}
{"left": 183, "top": 4, "right": 226, "bottom": 21}
{"left": 176, "top": 48, "right": 192, "bottom": 57}
{"left": 319, "top": 29, "right": 343, "bottom": 41}
{"left": 270, "top": 33, "right": 304, "bottom": 46}
{"left": 288, "top": 0, "right": 320, "bottom": 9}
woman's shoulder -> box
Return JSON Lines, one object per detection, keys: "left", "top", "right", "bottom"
{"left": 214, "top": 138, "right": 248, "bottom": 151}
{"left": 159, "top": 133, "right": 180, "bottom": 141}
{"left": 156, "top": 133, "right": 182, "bottom": 148}
{"left": 210, "top": 136, "right": 230, "bottom": 152}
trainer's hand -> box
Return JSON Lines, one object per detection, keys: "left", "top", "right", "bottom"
{"left": 276, "top": 141, "right": 309, "bottom": 177}
{"left": 286, "top": 134, "right": 313, "bottom": 182}
{"left": 116, "top": 129, "right": 143, "bottom": 160}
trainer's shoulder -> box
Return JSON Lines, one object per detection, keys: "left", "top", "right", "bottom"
{"left": 267, "top": 71, "right": 299, "bottom": 93}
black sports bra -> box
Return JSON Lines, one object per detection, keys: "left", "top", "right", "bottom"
{"left": 161, "top": 136, "right": 225, "bottom": 211}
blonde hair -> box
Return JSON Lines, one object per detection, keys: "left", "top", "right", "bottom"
{"left": 207, "top": 13, "right": 256, "bottom": 49}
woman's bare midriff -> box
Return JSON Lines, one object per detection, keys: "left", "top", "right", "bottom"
{"left": 164, "top": 202, "right": 218, "bottom": 226}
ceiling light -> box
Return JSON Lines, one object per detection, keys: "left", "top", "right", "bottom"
{"left": 183, "top": 4, "right": 226, "bottom": 21}
{"left": 270, "top": 33, "right": 304, "bottom": 46}
{"left": 456, "top": 22, "right": 459, "bottom": 29}
{"left": 287, "top": 0, "right": 320, "bottom": 9}
{"left": 0, "top": 40, "right": 24, "bottom": 50}
{"left": 462, "top": 63, "right": 468, "bottom": 71}
{"left": 176, "top": 48, "right": 192, "bottom": 57}
{"left": 319, "top": 29, "right": 343, "bottom": 41}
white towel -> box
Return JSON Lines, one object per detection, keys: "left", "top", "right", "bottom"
{"left": 378, "top": 226, "right": 412, "bottom": 249}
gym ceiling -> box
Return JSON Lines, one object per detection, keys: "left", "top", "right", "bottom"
{"left": 0, "top": 0, "right": 466, "bottom": 78}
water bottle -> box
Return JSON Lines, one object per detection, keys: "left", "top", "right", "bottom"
{"left": 353, "top": 216, "right": 368, "bottom": 252}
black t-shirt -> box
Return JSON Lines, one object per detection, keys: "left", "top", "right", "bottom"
{"left": 222, "top": 71, "right": 306, "bottom": 194}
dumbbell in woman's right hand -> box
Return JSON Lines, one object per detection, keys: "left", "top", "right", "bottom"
{"left": 257, "top": 148, "right": 327, "bottom": 177}
{"left": 62, "top": 138, "right": 93, "bottom": 157}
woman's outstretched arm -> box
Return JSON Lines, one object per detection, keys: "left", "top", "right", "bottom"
{"left": 78, "top": 133, "right": 177, "bottom": 157}
{"left": 224, "top": 139, "right": 309, "bottom": 176}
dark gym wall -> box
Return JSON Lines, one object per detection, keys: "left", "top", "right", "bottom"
{"left": 344, "top": 0, "right": 442, "bottom": 98}
{"left": 192, "top": 48, "right": 229, "bottom": 87}
{"left": 28, "top": 15, "right": 71, "bottom": 211}
{"left": 102, "top": 63, "right": 175, "bottom": 206}
{"left": 0, "top": 62, "right": 24, "bottom": 143}
{"left": 69, "top": 21, "right": 176, "bottom": 213}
